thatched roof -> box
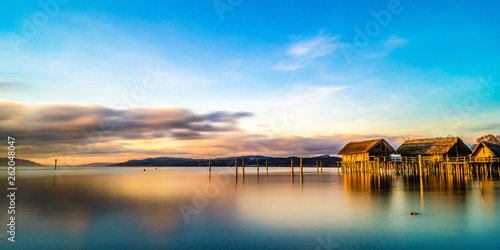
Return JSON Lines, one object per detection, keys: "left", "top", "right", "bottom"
{"left": 397, "top": 137, "right": 471, "bottom": 156}
{"left": 472, "top": 142, "right": 500, "bottom": 157}
{"left": 338, "top": 139, "right": 394, "bottom": 155}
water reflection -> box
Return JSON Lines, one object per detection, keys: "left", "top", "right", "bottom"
{"left": 342, "top": 173, "right": 395, "bottom": 192}
{"left": 0, "top": 168, "right": 499, "bottom": 249}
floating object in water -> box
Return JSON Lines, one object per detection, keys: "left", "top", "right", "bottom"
{"left": 407, "top": 212, "right": 419, "bottom": 215}
{"left": 155, "top": 168, "right": 157, "bottom": 170}
{"left": 142, "top": 169, "right": 146, "bottom": 171}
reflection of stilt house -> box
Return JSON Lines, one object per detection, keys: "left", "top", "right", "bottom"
{"left": 338, "top": 139, "right": 396, "bottom": 161}
{"left": 471, "top": 142, "right": 500, "bottom": 161}
{"left": 396, "top": 137, "right": 471, "bottom": 159}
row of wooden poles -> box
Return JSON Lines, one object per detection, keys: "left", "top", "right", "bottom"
{"left": 208, "top": 158, "right": 329, "bottom": 177}
{"left": 340, "top": 155, "right": 500, "bottom": 177}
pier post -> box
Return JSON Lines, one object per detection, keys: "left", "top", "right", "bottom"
{"left": 418, "top": 155, "right": 422, "bottom": 177}
{"left": 209, "top": 159, "right": 211, "bottom": 172}
{"left": 291, "top": 159, "right": 294, "bottom": 176}
{"left": 235, "top": 157, "right": 238, "bottom": 174}
{"left": 300, "top": 158, "right": 303, "bottom": 177}
{"left": 320, "top": 161, "right": 323, "bottom": 172}
{"left": 376, "top": 158, "right": 380, "bottom": 174}
{"left": 266, "top": 160, "right": 268, "bottom": 172}
{"left": 257, "top": 159, "right": 259, "bottom": 174}
{"left": 242, "top": 158, "right": 245, "bottom": 173}
{"left": 55, "top": 159, "right": 57, "bottom": 170}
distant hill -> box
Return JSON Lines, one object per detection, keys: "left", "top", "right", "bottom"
{"left": 77, "top": 162, "right": 115, "bottom": 167}
{"left": 109, "top": 155, "right": 341, "bottom": 167}
{"left": 0, "top": 158, "right": 42, "bottom": 167}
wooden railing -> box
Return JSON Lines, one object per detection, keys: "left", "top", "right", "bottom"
{"left": 359, "top": 156, "right": 500, "bottom": 163}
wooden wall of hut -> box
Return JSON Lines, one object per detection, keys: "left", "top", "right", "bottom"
{"left": 340, "top": 156, "right": 499, "bottom": 177}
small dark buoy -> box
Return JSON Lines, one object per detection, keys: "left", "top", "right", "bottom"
{"left": 142, "top": 168, "right": 146, "bottom": 171}
{"left": 407, "top": 212, "right": 419, "bottom": 215}
{"left": 155, "top": 168, "right": 157, "bottom": 170}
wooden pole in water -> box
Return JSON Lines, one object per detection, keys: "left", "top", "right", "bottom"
{"left": 316, "top": 160, "right": 319, "bottom": 172}
{"left": 55, "top": 159, "right": 57, "bottom": 170}
{"left": 266, "top": 160, "right": 268, "bottom": 172}
{"left": 320, "top": 161, "right": 323, "bottom": 172}
{"left": 418, "top": 155, "right": 422, "bottom": 177}
{"left": 300, "top": 158, "right": 303, "bottom": 177}
{"left": 209, "top": 159, "right": 211, "bottom": 172}
{"left": 242, "top": 158, "right": 245, "bottom": 173}
{"left": 377, "top": 157, "right": 380, "bottom": 174}
{"left": 291, "top": 158, "right": 294, "bottom": 175}
{"left": 235, "top": 157, "right": 238, "bottom": 174}
{"left": 257, "top": 159, "right": 259, "bottom": 174}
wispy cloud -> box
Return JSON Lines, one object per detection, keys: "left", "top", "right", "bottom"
{"left": 351, "top": 35, "right": 408, "bottom": 60}
{"left": 0, "top": 77, "right": 19, "bottom": 88}
{"left": 273, "top": 32, "right": 407, "bottom": 71}
{"left": 384, "top": 35, "right": 407, "bottom": 47}
{"left": 274, "top": 31, "right": 340, "bottom": 71}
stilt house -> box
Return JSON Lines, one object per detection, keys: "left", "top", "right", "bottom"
{"left": 471, "top": 142, "right": 500, "bottom": 158}
{"left": 338, "top": 139, "right": 396, "bottom": 162}
{"left": 396, "top": 137, "right": 471, "bottom": 158}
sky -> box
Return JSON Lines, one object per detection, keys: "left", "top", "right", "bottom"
{"left": 1, "top": 0, "right": 500, "bottom": 165}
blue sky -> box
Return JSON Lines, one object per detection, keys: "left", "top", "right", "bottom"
{"left": 1, "top": 0, "right": 499, "bottom": 164}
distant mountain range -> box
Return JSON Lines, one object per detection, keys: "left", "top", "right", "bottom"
{"left": 0, "top": 159, "right": 115, "bottom": 167}
{"left": 109, "top": 155, "right": 341, "bottom": 167}
{"left": 0, "top": 158, "right": 42, "bottom": 167}
{"left": 77, "top": 162, "right": 115, "bottom": 167}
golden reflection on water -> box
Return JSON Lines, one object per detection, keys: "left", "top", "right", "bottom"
{"left": 2, "top": 167, "right": 500, "bottom": 246}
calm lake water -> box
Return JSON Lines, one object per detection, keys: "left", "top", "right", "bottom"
{"left": 1, "top": 167, "right": 499, "bottom": 249}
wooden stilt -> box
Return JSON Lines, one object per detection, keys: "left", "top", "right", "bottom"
{"left": 300, "top": 158, "right": 303, "bottom": 177}
{"left": 418, "top": 155, "right": 422, "bottom": 177}
{"left": 377, "top": 158, "right": 380, "bottom": 174}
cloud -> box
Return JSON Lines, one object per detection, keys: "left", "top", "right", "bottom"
{"left": 463, "top": 122, "right": 500, "bottom": 133}
{"left": 353, "top": 35, "right": 408, "bottom": 60}
{"left": 224, "top": 133, "right": 404, "bottom": 158}
{"left": 0, "top": 101, "right": 252, "bottom": 146}
{"left": 0, "top": 101, "right": 410, "bottom": 165}
{"left": 287, "top": 34, "right": 340, "bottom": 57}
{"left": 384, "top": 35, "right": 407, "bottom": 48}
{"left": 273, "top": 32, "right": 406, "bottom": 71}
{"left": 274, "top": 32, "right": 341, "bottom": 71}
{"left": 0, "top": 77, "right": 24, "bottom": 91}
